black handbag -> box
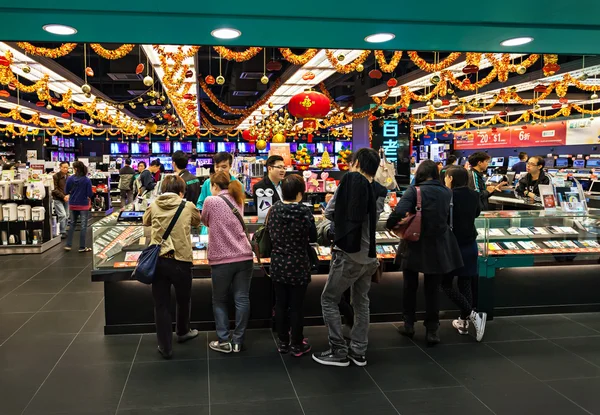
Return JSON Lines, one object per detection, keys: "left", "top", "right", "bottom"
{"left": 132, "top": 201, "right": 186, "bottom": 284}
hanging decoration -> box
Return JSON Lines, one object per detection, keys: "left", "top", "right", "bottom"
{"left": 325, "top": 50, "right": 372, "bottom": 74}
{"left": 288, "top": 90, "right": 331, "bottom": 131}
{"left": 16, "top": 42, "right": 77, "bottom": 58}
{"left": 407, "top": 51, "right": 461, "bottom": 72}
{"left": 89, "top": 43, "right": 135, "bottom": 60}
{"left": 152, "top": 45, "right": 200, "bottom": 60}
{"left": 374, "top": 51, "right": 403, "bottom": 73}
{"left": 278, "top": 48, "right": 318, "bottom": 65}
{"left": 543, "top": 54, "right": 560, "bottom": 76}
{"left": 213, "top": 46, "right": 262, "bottom": 62}
{"left": 198, "top": 76, "right": 281, "bottom": 115}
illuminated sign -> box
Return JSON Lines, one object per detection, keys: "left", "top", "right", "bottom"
{"left": 383, "top": 120, "right": 398, "bottom": 137}
{"left": 382, "top": 138, "right": 399, "bottom": 162}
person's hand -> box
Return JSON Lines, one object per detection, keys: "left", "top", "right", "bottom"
{"left": 64, "top": 195, "right": 69, "bottom": 202}
{"left": 528, "top": 192, "right": 536, "bottom": 201}
{"left": 486, "top": 185, "right": 497, "bottom": 193}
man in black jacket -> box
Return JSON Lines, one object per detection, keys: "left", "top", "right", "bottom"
{"left": 172, "top": 150, "right": 201, "bottom": 205}
{"left": 312, "top": 148, "right": 382, "bottom": 368}
{"left": 52, "top": 161, "right": 70, "bottom": 238}
{"left": 253, "top": 155, "right": 285, "bottom": 211}
{"left": 118, "top": 158, "right": 136, "bottom": 207}
{"left": 514, "top": 156, "right": 550, "bottom": 205}
{"left": 467, "top": 152, "right": 506, "bottom": 210}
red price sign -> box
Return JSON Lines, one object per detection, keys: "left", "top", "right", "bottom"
{"left": 453, "top": 122, "right": 566, "bottom": 149}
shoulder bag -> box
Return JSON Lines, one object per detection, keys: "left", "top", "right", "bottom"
{"left": 132, "top": 201, "right": 186, "bottom": 284}
{"left": 375, "top": 148, "right": 398, "bottom": 190}
{"left": 393, "top": 186, "right": 422, "bottom": 242}
{"left": 251, "top": 209, "right": 273, "bottom": 258}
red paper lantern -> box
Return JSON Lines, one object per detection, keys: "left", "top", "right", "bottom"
{"left": 61, "top": 112, "right": 70, "bottom": 119}
{"left": 288, "top": 90, "right": 330, "bottom": 130}
{"left": 183, "top": 93, "right": 194, "bottom": 100}
{"left": 135, "top": 63, "right": 145, "bottom": 75}
{"left": 36, "top": 101, "right": 45, "bottom": 107}
{"left": 205, "top": 75, "right": 215, "bottom": 85}
{"left": 387, "top": 78, "right": 398, "bottom": 88}
{"left": 559, "top": 97, "right": 568, "bottom": 104}
{"left": 266, "top": 60, "right": 282, "bottom": 72}
{"left": 67, "top": 108, "right": 77, "bottom": 114}
{"left": 0, "top": 90, "right": 10, "bottom": 98}
{"left": 302, "top": 72, "right": 315, "bottom": 81}
{"left": 369, "top": 69, "right": 382, "bottom": 80}
{"left": 185, "top": 70, "right": 193, "bottom": 78}
{"left": 242, "top": 130, "right": 257, "bottom": 142}
{"left": 552, "top": 103, "right": 562, "bottom": 109}
{"left": 442, "top": 99, "right": 450, "bottom": 105}
{"left": 534, "top": 84, "right": 547, "bottom": 93}
{"left": 463, "top": 65, "right": 479, "bottom": 74}
{"left": 0, "top": 56, "right": 9, "bottom": 67}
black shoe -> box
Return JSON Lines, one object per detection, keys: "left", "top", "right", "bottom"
{"left": 426, "top": 329, "right": 441, "bottom": 346}
{"left": 399, "top": 324, "right": 415, "bottom": 338}
{"left": 277, "top": 340, "right": 290, "bottom": 354}
{"left": 312, "top": 349, "right": 350, "bottom": 367}
{"left": 348, "top": 350, "right": 367, "bottom": 367}
{"left": 290, "top": 342, "right": 311, "bottom": 357}
{"left": 157, "top": 346, "right": 173, "bottom": 360}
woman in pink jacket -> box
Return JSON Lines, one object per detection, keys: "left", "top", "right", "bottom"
{"left": 201, "top": 171, "right": 254, "bottom": 354}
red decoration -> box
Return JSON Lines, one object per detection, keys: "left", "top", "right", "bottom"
{"left": 186, "top": 104, "right": 196, "bottom": 110}
{"left": 463, "top": 65, "right": 479, "bottom": 74}
{"left": 50, "top": 98, "right": 59, "bottom": 104}
{"left": 205, "top": 75, "right": 215, "bottom": 85}
{"left": 183, "top": 93, "right": 194, "bottom": 100}
{"left": 67, "top": 108, "right": 77, "bottom": 114}
{"left": 0, "top": 56, "right": 9, "bottom": 67}
{"left": 463, "top": 79, "right": 471, "bottom": 86}
{"left": 543, "top": 63, "right": 560, "bottom": 74}
{"left": 307, "top": 133, "right": 314, "bottom": 143}
{"left": 135, "top": 63, "right": 145, "bottom": 75}
{"left": 288, "top": 90, "right": 330, "bottom": 130}
{"left": 0, "top": 90, "right": 9, "bottom": 98}
{"left": 499, "top": 111, "right": 508, "bottom": 116}
{"left": 242, "top": 130, "right": 257, "bottom": 142}
{"left": 387, "top": 78, "right": 398, "bottom": 88}
{"left": 36, "top": 101, "right": 45, "bottom": 107}
{"left": 302, "top": 71, "right": 315, "bottom": 81}
{"left": 559, "top": 97, "right": 568, "bottom": 104}
{"left": 85, "top": 67, "right": 94, "bottom": 77}
{"left": 266, "top": 60, "right": 282, "bottom": 71}
{"left": 552, "top": 103, "right": 562, "bottom": 109}
{"left": 442, "top": 99, "right": 450, "bottom": 105}
{"left": 369, "top": 69, "right": 382, "bottom": 79}
{"left": 399, "top": 107, "right": 408, "bottom": 113}
{"left": 521, "top": 126, "right": 527, "bottom": 130}
{"left": 534, "top": 84, "right": 547, "bottom": 93}
{"left": 61, "top": 112, "right": 70, "bottom": 119}
{"left": 7, "top": 81, "right": 16, "bottom": 91}
{"left": 185, "top": 70, "right": 193, "bottom": 78}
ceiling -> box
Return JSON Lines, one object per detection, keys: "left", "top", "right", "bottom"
{"left": 2, "top": 2, "right": 600, "bottom": 54}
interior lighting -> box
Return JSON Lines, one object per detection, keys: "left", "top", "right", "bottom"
{"left": 42, "top": 24, "right": 77, "bottom": 36}
{"left": 500, "top": 37, "right": 534, "bottom": 47}
{"left": 365, "top": 33, "right": 395, "bottom": 43}
{"left": 211, "top": 28, "right": 242, "bottom": 40}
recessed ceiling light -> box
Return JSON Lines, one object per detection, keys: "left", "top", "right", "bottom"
{"left": 500, "top": 37, "right": 533, "bottom": 47}
{"left": 42, "top": 24, "right": 77, "bottom": 35}
{"left": 365, "top": 33, "right": 395, "bottom": 43}
{"left": 211, "top": 28, "right": 242, "bottom": 40}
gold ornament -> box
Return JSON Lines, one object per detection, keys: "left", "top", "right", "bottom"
{"left": 85, "top": 93, "right": 91, "bottom": 99}
{"left": 337, "top": 54, "right": 345, "bottom": 62}
{"left": 216, "top": 75, "right": 225, "bottom": 85}
{"left": 256, "top": 139, "right": 267, "bottom": 150}
{"left": 268, "top": 102, "right": 274, "bottom": 109}
{"left": 432, "top": 98, "right": 443, "bottom": 108}
{"left": 430, "top": 75, "right": 441, "bottom": 85}
{"left": 260, "top": 75, "right": 269, "bottom": 85}
{"left": 137, "top": 97, "right": 143, "bottom": 103}
{"left": 143, "top": 76, "right": 153, "bottom": 87}
{"left": 22, "top": 65, "right": 31, "bottom": 74}
{"left": 447, "top": 88, "right": 454, "bottom": 94}
{"left": 579, "top": 73, "right": 589, "bottom": 81}
{"left": 261, "top": 108, "right": 266, "bottom": 115}
{"left": 81, "top": 84, "right": 91, "bottom": 94}
{"left": 150, "top": 100, "right": 156, "bottom": 105}
{"left": 46, "top": 104, "right": 52, "bottom": 110}
{"left": 591, "top": 93, "right": 599, "bottom": 100}
{"left": 272, "top": 133, "right": 285, "bottom": 143}
{"left": 356, "top": 63, "right": 364, "bottom": 73}
{"left": 516, "top": 65, "right": 527, "bottom": 75}
{"left": 426, "top": 101, "right": 432, "bottom": 106}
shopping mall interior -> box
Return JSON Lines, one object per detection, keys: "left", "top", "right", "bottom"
{"left": 1, "top": 3, "right": 600, "bottom": 415}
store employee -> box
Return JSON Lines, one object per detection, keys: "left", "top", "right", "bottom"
{"left": 196, "top": 152, "right": 237, "bottom": 211}
{"left": 515, "top": 156, "right": 550, "bottom": 205}
{"left": 253, "top": 155, "right": 285, "bottom": 209}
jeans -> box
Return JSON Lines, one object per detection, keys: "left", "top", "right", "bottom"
{"left": 403, "top": 270, "right": 442, "bottom": 330}
{"left": 53, "top": 199, "right": 69, "bottom": 236}
{"left": 321, "top": 250, "right": 379, "bottom": 356}
{"left": 274, "top": 282, "right": 308, "bottom": 346}
{"left": 211, "top": 260, "right": 253, "bottom": 344}
{"left": 441, "top": 275, "right": 474, "bottom": 320}
{"left": 152, "top": 257, "right": 193, "bottom": 353}
{"left": 120, "top": 190, "right": 134, "bottom": 207}
{"left": 66, "top": 210, "right": 90, "bottom": 249}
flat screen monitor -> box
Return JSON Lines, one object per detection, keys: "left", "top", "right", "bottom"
{"left": 110, "top": 142, "right": 129, "bottom": 155}
{"left": 173, "top": 142, "right": 192, "bottom": 153}
{"left": 573, "top": 159, "right": 586, "bottom": 169}
{"left": 590, "top": 180, "right": 600, "bottom": 193}
{"left": 217, "top": 142, "right": 236, "bottom": 153}
{"left": 335, "top": 142, "right": 352, "bottom": 153}
{"left": 157, "top": 156, "right": 173, "bottom": 171}
{"left": 555, "top": 158, "right": 569, "bottom": 168}
{"left": 508, "top": 156, "right": 520, "bottom": 168}
{"left": 50, "top": 151, "right": 59, "bottom": 161}
{"left": 238, "top": 142, "right": 256, "bottom": 153}
{"left": 316, "top": 142, "right": 334, "bottom": 153}
{"left": 289, "top": 142, "right": 298, "bottom": 153}
{"left": 152, "top": 141, "right": 171, "bottom": 154}
{"left": 51, "top": 136, "right": 58, "bottom": 146}
{"left": 68, "top": 153, "right": 75, "bottom": 162}
{"left": 197, "top": 142, "right": 216, "bottom": 153}
{"left": 490, "top": 157, "right": 505, "bottom": 167}
{"left": 304, "top": 143, "right": 316, "bottom": 153}
{"left": 545, "top": 157, "right": 555, "bottom": 168}
{"left": 69, "top": 138, "right": 75, "bottom": 148}
{"left": 130, "top": 157, "right": 149, "bottom": 170}
{"left": 586, "top": 158, "right": 600, "bottom": 168}
{"left": 58, "top": 150, "right": 65, "bottom": 161}
{"left": 131, "top": 142, "right": 150, "bottom": 154}
{"left": 58, "top": 137, "right": 65, "bottom": 148}
{"left": 196, "top": 158, "right": 213, "bottom": 167}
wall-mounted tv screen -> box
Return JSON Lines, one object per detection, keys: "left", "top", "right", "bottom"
{"left": 173, "top": 142, "right": 192, "bottom": 153}
{"left": 217, "top": 142, "right": 236, "bottom": 153}
{"left": 58, "top": 137, "right": 65, "bottom": 147}
{"left": 238, "top": 142, "right": 256, "bottom": 153}
{"left": 58, "top": 150, "right": 65, "bottom": 161}
{"left": 508, "top": 156, "right": 520, "bottom": 168}
{"left": 289, "top": 142, "right": 298, "bottom": 153}
{"left": 50, "top": 151, "right": 59, "bottom": 161}
{"left": 69, "top": 138, "right": 75, "bottom": 148}
{"left": 334, "top": 142, "right": 352, "bottom": 153}
{"left": 197, "top": 142, "right": 216, "bottom": 153}
{"left": 187, "top": 161, "right": 197, "bottom": 176}
{"left": 110, "top": 142, "right": 129, "bottom": 154}
{"left": 68, "top": 153, "right": 75, "bottom": 162}
{"left": 51, "top": 136, "right": 59, "bottom": 146}
{"left": 316, "top": 142, "right": 334, "bottom": 153}
{"left": 152, "top": 141, "right": 171, "bottom": 154}
{"left": 586, "top": 158, "right": 600, "bottom": 168}
{"left": 131, "top": 142, "right": 150, "bottom": 154}
{"left": 258, "top": 142, "right": 271, "bottom": 154}
{"left": 157, "top": 156, "right": 173, "bottom": 171}
{"left": 573, "top": 159, "right": 585, "bottom": 168}
{"left": 555, "top": 158, "right": 569, "bottom": 168}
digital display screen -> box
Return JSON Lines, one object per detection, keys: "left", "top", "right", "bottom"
{"left": 335, "top": 142, "right": 352, "bottom": 153}
{"left": 51, "top": 136, "right": 58, "bottom": 146}
{"left": 490, "top": 157, "right": 505, "bottom": 167}
{"left": 508, "top": 156, "right": 519, "bottom": 168}
{"left": 157, "top": 156, "right": 173, "bottom": 171}
{"left": 131, "top": 142, "right": 150, "bottom": 154}
{"left": 238, "top": 142, "right": 256, "bottom": 153}
{"left": 545, "top": 157, "right": 555, "bottom": 168}
{"left": 217, "top": 142, "right": 236, "bottom": 153}
{"left": 197, "top": 158, "right": 213, "bottom": 166}
{"left": 187, "top": 161, "right": 197, "bottom": 176}
{"left": 130, "top": 157, "right": 149, "bottom": 170}
{"left": 289, "top": 142, "right": 298, "bottom": 153}
{"left": 317, "top": 142, "right": 334, "bottom": 153}
{"left": 590, "top": 181, "right": 600, "bottom": 193}
{"left": 586, "top": 159, "right": 600, "bottom": 168}
{"left": 173, "top": 142, "right": 192, "bottom": 153}
{"left": 69, "top": 138, "right": 75, "bottom": 148}
{"left": 58, "top": 151, "right": 65, "bottom": 161}
{"left": 118, "top": 211, "right": 145, "bottom": 222}
{"left": 152, "top": 141, "right": 171, "bottom": 154}
{"left": 50, "top": 151, "right": 59, "bottom": 161}
{"left": 110, "top": 143, "right": 129, "bottom": 154}
{"left": 197, "top": 142, "right": 216, "bottom": 153}
{"left": 555, "top": 158, "right": 569, "bottom": 167}
{"left": 68, "top": 153, "right": 75, "bottom": 162}
{"left": 58, "top": 137, "right": 65, "bottom": 147}
{"left": 573, "top": 159, "right": 585, "bottom": 168}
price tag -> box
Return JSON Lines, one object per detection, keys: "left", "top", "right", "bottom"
{"left": 32, "top": 240, "right": 38, "bottom": 245}
{"left": 21, "top": 240, "right": 26, "bottom": 245}
{"left": 2, "top": 241, "right": 7, "bottom": 246}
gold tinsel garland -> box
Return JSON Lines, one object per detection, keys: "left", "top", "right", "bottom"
{"left": 198, "top": 76, "right": 282, "bottom": 115}
{"left": 407, "top": 52, "right": 461, "bottom": 72}
{"left": 200, "top": 102, "right": 242, "bottom": 125}
{"left": 16, "top": 42, "right": 77, "bottom": 58}
{"left": 152, "top": 45, "right": 200, "bottom": 60}
{"left": 278, "top": 48, "right": 318, "bottom": 65}
{"left": 325, "top": 50, "right": 372, "bottom": 74}
{"left": 213, "top": 46, "right": 262, "bottom": 62}
{"left": 374, "top": 51, "right": 403, "bottom": 73}
{"left": 89, "top": 43, "right": 136, "bottom": 60}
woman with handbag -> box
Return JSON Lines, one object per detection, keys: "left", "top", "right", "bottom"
{"left": 142, "top": 175, "right": 201, "bottom": 359}
{"left": 386, "top": 160, "right": 463, "bottom": 346}
{"left": 201, "top": 171, "right": 254, "bottom": 354}
{"left": 268, "top": 174, "right": 317, "bottom": 357}
{"left": 64, "top": 161, "right": 93, "bottom": 253}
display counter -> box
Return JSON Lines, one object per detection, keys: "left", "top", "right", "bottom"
{"left": 91, "top": 209, "right": 600, "bottom": 334}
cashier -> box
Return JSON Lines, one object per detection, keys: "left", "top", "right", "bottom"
{"left": 514, "top": 156, "right": 550, "bottom": 205}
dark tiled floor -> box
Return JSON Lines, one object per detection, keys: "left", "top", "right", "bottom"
{"left": 1, "top": 247, "right": 600, "bottom": 415}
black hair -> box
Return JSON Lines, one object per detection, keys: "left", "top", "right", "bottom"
{"left": 414, "top": 160, "right": 440, "bottom": 184}
{"left": 519, "top": 152, "right": 528, "bottom": 161}
{"left": 446, "top": 155, "right": 457, "bottom": 166}
{"left": 281, "top": 174, "right": 306, "bottom": 201}
{"left": 468, "top": 151, "right": 491, "bottom": 168}
{"left": 72, "top": 160, "right": 88, "bottom": 177}
{"left": 531, "top": 155, "right": 545, "bottom": 168}
{"left": 125, "top": 158, "right": 132, "bottom": 166}
{"left": 445, "top": 165, "right": 469, "bottom": 188}
{"left": 436, "top": 161, "right": 443, "bottom": 167}
{"left": 351, "top": 148, "right": 380, "bottom": 177}
{"left": 266, "top": 155, "right": 284, "bottom": 168}
{"left": 138, "top": 161, "right": 147, "bottom": 169}
{"left": 213, "top": 152, "right": 233, "bottom": 166}
{"left": 161, "top": 174, "right": 186, "bottom": 195}
{"left": 172, "top": 150, "right": 189, "bottom": 170}
{"left": 150, "top": 159, "right": 161, "bottom": 167}
{"left": 59, "top": 161, "right": 69, "bottom": 167}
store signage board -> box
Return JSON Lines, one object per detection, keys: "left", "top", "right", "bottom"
{"left": 269, "top": 143, "right": 292, "bottom": 166}
{"left": 454, "top": 122, "right": 567, "bottom": 149}
{"left": 566, "top": 118, "right": 600, "bottom": 145}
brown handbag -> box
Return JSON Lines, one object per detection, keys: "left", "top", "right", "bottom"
{"left": 393, "top": 186, "right": 422, "bottom": 242}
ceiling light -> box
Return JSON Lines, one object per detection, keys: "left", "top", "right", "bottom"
{"left": 500, "top": 37, "right": 533, "bottom": 47}
{"left": 211, "top": 28, "right": 241, "bottom": 40}
{"left": 42, "top": 24, "right": 77, "bottom": 36}
{"left": 365, "top": 33, "right": 395, "bottom": 43}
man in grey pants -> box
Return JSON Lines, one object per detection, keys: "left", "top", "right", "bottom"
{"left": 312, "top": 148, "right": 385, "bottom": 367}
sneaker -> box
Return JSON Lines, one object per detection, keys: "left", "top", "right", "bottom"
{"left": 452, "top": 318, "right": 470, "bottom": 335}
{"left": 232, "top": 343, "right": 242, "bottom": 353}
{"left": 177, "top": 329, "right": 199, "bottom": 343}
{"left": 277, "top": 340, "right": 290, "bottom": 354}
{"left": 290, "top": 343, "right": 311, "bottom": 357}
{"left": 399, "top": 323, "right": 415, "bottom": 338}
{"left": 469, "top": 311, "right": 487, "bottom": 342}
{"left": 64, "top": 246, "right": 72, "bottom": 251}
{"left": 157, "top": 346, "right": 172, "bottom": 360}
{"left": 209, "top": 340, "right": 232, "bottom": 354}
{"left": 348, "top": 350, "right": 367, "bottom": 367}
{"left": 312, "top": 349, "right": 350, "bottom": 367}
{"left": 426, "top": 329, "right": 441, "bottom": 346}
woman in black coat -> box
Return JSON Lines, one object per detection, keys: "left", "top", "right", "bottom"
{"left": 386, "top": 160, "right": 463, "bottom": 345}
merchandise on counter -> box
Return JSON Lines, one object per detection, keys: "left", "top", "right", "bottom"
{"left": 501, "top": 242, "right": 520, "bottom": 250}
{"left": 10, "top": 180, "right": 24, "bottom": 200}
{"left": 517, "top": 227, "right": 534, "bottom": 235}
{"left": 1, "top": 230, "right": 7, "bottom": 245}
{"left": 0, "top": 181, "right": 10, "bottom": 200}
{"left": 2, "top": 203, "right": 17, "bottom": 221}
{"left": 31, "top": 206, "right": 45, "bottom": 221}
{"left": 488, "top": 229, "right": 505, "bottom": 236}
{"left": 506, "top": 227, "right": 523, "bottom": 235}
{"left": 17, "top": 205, "right": 32, "bottom": 221}
{"left": 518, "top": 241, "right": 540, "bottom": 250}
{"left": 32, "top": 229, "right": 43, "bottom": 244}
{"left": 26, "top": 181, "right": 46, "bottom": 200}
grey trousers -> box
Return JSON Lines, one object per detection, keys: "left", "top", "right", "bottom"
{"left": 321, "top": 250, "right": 379, "bottom": 355}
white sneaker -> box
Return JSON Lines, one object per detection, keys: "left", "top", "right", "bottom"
{"left": 452, "top": 318, "right": 469, "bottom": 335}
{"left": 469, "top": 311, "right": 487, "bottom": 342}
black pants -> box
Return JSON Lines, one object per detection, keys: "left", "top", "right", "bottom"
{"left": 441, "top": 275, "right": 474, "bottom": 320}
{"left": 152, "top": 257, "right": 193, "bottom": 353}
{"left": 274, "top": 282, "right": 308, "bottom": 346}
{"left": 403, "top": 270, "right": 441, "bottom": 330}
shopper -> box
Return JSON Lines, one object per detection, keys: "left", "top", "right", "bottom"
{"left": 514, "top": 156, "right": 550, "bottom": 205}
{"left": 441, "top": 166, "right": 486, "bottom": 342}
{"left": 253, "top": 155, "right": 286, "bottom": 208}
{"left": 136, "top": 161, "right": 158, "bottom": 197}
{"left": 172, "top": 150, "right": 201, "bottom": 205}
{"left": 387, "top": 160, "right": 463, "bottom": 346}
{"left": 118, "top": 158, "right": 135, "bottom": 207}
{"left": 467, "top": 151, "right": 506, "bottom": 210}
{"left": 202, "top": 171, "right": 254, "bottom": 353}
{"left": 312, "top": 148, "right": 381, "bottom": 368}
{"left": 64, "top": 161, "right": 93, "bottom": 253}
{"left": 143, "top": 175, "right": 201, "bottom": 359}
{"left": 446, "top": 155, "right": 458, "bottom": 166}
{"left": 52, "top": 161, "right": 70, "bottom": 239}
{"left": 511, "top": 152, "right": 528, "bottom": 175}
{"left": 196, "top": 152, "right": 236, "bottom": 211}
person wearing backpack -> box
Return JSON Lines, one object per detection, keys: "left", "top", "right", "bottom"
{"left": 118, "top": 158, "right": 136, "bottom": 207}
{"left": 142, "top": 175, "right": 201, "bottom": 359}
{"left": 386, "top": 160, "right": 463, "bottom": 346}
{"left": 268, "top": 174, "right": 317, "bottom": 357}
{"left": 201, "top": 171, "right": 254, "bottom": 354}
